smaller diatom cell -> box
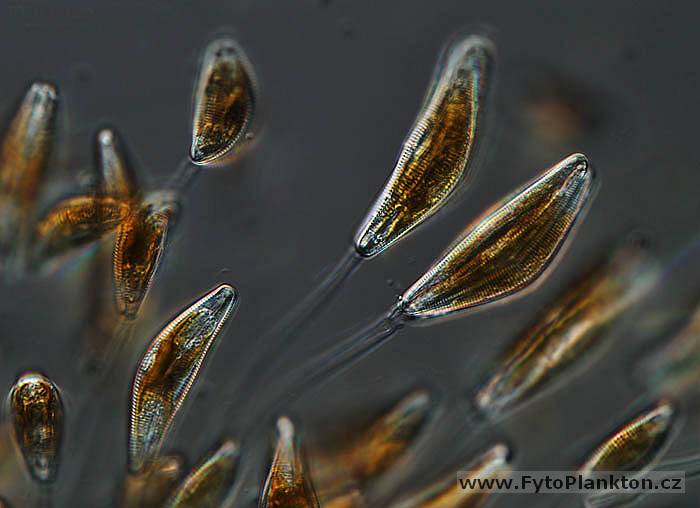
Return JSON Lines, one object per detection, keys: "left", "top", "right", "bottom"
{"left": 190, "top": 37, "right": 257, "bottom": 165}
{"left": 260, "top": 417, "right": 320, "bottom": 508}
{"left": 96, "top": 128, "right": 140, "bottom": 201}
{"left": 579, "top": 400, "right": 676, "bottom": 476}
{"left": 165, "top": 440, "right": 239, "bottom": 508}
{"left": 121, "top": 454, "right": 184, "bottom": 508}
{"left": 400, "top": 153, "right": 596, "bottom": 321}
{"left": 8, "top": 372, "right": 64, "bottom": 485}
{"left": 128, "top": 284, "right": 238, "bottom": 474}
{"left": 354, "top": 35, "right": 494, "bottom": 258}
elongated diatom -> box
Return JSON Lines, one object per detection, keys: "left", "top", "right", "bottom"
{"left": 579, "top": 400, "right": 676, "bottom": 476}
{"left": 400, "top": 153, "right": 596, "bottom": 321}
{"left": 33, "top": 195, "right": 131, "bottom": 260}
{"left": 260, "top": 417, "right": 320, "bottom": 508}
{"left": 128, "top": 284, "right": 238, "bottom": 473}
{"left": 0, "top": 82, "right": 58, "bottom": 260}
{"left": 113, "top": 195, "right": 178, "bottom": 319}
{"left": 96, "top": 128, "right": 140, "bottom": 201}
{"left": 474, "top": 236, "right": 656, "bottom": 419}
{"left": 354, "top": 35, "right": 494, "bottom": 258}
{"left": 8, "top": 372, "right": 64, "bottom": 485}
{"left": 190, "top": 37, "right": 257, "bottom": 165}
{"left": 389, "top": 444, "right": 511, "bottom": 508}
{"left": 164, "top": 440, "right": 238, "bottom": 508}
{"left": 121, "top": 454, "right": 184, "bottom": 508}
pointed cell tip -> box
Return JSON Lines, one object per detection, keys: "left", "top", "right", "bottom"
{"left": 276, "top": 416, "right": 295, "bottom": 439}
{"left": 213, "top": 283, "right": 237, "bottom": 304}
{"left": 491, "top": 443, "right": 512, "bottom": 464}
{"left": 97, "top": 128, "right": 116, "bottom": 146}
{"left": 28, "top": 81, "right": 58, "bottom": 101}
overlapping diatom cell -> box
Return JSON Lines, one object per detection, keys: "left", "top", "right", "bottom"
{"left": 190, "top": 37, "right": 257, "bottom": 165}
{"left": 260, "top": 416, "right": 320, "bottom": 508}
{"left": 474, "top": 236, "right": 656, "bottom": 419}
{"left": 389, "top": 444, "right": 511, "bottom": 508}
{"left": 121, "top": 454, "right": 184, "bottom": 508}
{"left": 354, "top": 35, "right": 494, "bottom": 258}
{"left": 8, "top": 372, "right": 64, "bottom": 485}
{"left": 0, "top": 82, "right": 58, "bottom": 264}
{"left": 113, "top": 193, "right": 178, "bottom": 319}
{"left": 128, "top": 284, "right": 238, "bottom": 473}
{"left": 96, "top": 128, "right": 140, "bottom": 201}
{"left": 579, "top": 400, "right": 676, "bottom": 476}
{"left": 399, "top": 153, "right": 595, "bottom": 321}
{"left": 164, "top": 439, "right": 238, "bottom": 508}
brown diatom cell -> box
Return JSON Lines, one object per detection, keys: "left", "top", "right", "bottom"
{"left": 0, "top": 82, "right": 58, "bottom": 258}
{"left": 113, "top": 194, "right": 178, "bottom": 319}
{"left": 475, "top": 236, "right": 657, "bottom": 420}
{"left": 354, "top": 35, "right": 494, "bottom": 258}
{"left": 579, "top": 400, "right": 676, "bottom": 476}
{"left": 128, "top": 284, "right": 238, "bottom": 474}
{"left": 260, "top": 417, "right": 320, "bottom": 508}
{"left": 8, "top": 372, "right": 64, "bottom": 485}
{"left": 33, "top": 195, "right": 130, "bottom": 260}
{"left": 399, "top": 153, "right": 596, "bottom": 321}
{"left": 389, "top": 444, "right": 511, "bottom": 508}
{"left": 121, "top": 454, "right": 184, "bottom": 508}
{"left": 190, "top": 37, "right": 257, "bottom": 166}
{"left": 164, "top": 440, "right": 238, "bottom": 508}
{"left": 96, "top": 128, "right": 140, "bottom": 201}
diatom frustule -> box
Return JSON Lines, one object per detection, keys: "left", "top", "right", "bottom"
{"left": 354, "top": 35, "right": 494, "bottom": 258}
{"left": 128, "top": 284, "right": 238, "bottom": 473}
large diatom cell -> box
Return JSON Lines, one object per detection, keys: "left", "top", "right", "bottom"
{"left": 190, "top": 37, "right": 257, "bottom": 165}
{"left": 164, "top": 440, "right": 238, "bottom": 508}
{"left": 96, "top": 128, "right": 140, "bottom": 201}
{"left": 128, "top": 284, "right": 238, "bottom": 473}
{"left": 8, "top": 372, "right": 64, "bottom": 485}
{"left": 260, "top": 417, "right": 320, "bottom": 508}
{"left": 354, "top": 35, "right": 494, "bottom": 258}
{"left": 400, "top": 153, "right": 596, "bottom": 321}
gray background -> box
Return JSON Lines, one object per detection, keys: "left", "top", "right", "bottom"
{"left": 0, "top": 0, "right": 699, "bottom": 506}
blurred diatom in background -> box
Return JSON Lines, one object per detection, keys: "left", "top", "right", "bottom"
{"left": 120, "top": 454, "right": 184, "bottom": 508}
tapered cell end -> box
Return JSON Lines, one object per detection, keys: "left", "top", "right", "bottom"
{"left": 27, "top": 81, "right": 58, "bottom": 103}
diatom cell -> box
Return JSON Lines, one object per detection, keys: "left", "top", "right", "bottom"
{"left": 260, "top": 416, "right": 320, "bottom": 508}
{"left": 399, "top": 153, "right": 596, "bottom": 321}
{"left": 389, "top": 444, "right": 511, "bottom": 508}
{"left": 164, "top": 440, "right": 238, "bottom": 508}
{"left": 474, "top": 236, "right": 656, "bottom": 419}
{"left": 354, "top": 35, "right": 494, "bottom": 258}
{"left": 128, "top": 284, "right": 238, "bottom": 474}
{"left": 579, "top": 400, "right": 676, "bottom": 476}
{"left": 96, "top": 128, "right": 140, "bottom": 201}
{"left": 0, "top": 82, "right": 58, "bottom": 260}
{"left": 33, "top": 195, "right": 131, "bottom": 260}
{"left": 113, "top": 194, "right": 178, "bottom": 319}
{"left": 190, "top": 37, "right": 257, "bottom": 165}
{"left": 121, "top": 454, "right": 184, "bottom": 508}
{"left": 8, "top": 372, "right": 64, "bottom": 485}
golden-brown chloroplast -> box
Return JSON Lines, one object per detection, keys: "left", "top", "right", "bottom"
{"left": 128, "top": 284, "right": 238, "bottom": 473}
{"left": 399, "top": 153, "right": 596, "bottom": 321}
{"left": 190, "top": 37, "right": 257, "bottom": 166}
{"left": 354, "top": 35, "right": 494, "bottom": 258}
{"left": 164, "top": 440, "right": 238, "bottom": 508}
{"left": 8, "top": 372, "right": 64, "bottom": 485}
{"left": 260, "top": 417, "right": 319, "bottom": 508}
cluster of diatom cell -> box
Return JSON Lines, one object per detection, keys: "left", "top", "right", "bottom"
{"left": 0, "top": 29, "right": 697, "bottom": 508}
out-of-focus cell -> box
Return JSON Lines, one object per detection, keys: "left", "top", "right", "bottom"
{"left": 113, "top": 194, "right": 178, "bottom": 319}
{"left": 8, "top": 372, "right": 64, "bottom": 485}
{"left": 400, "top": 153, "right": 596, "bottom": 321}
{"left": 121, "top": 454, "right": 184, "bottom": 508}
{"left": 164, "top": 439, "right": 238, "bottom": 508}
{"left": 96, "top": 128, "right": 139, "bottom": 201}
{"left": 579, "top": 400, "right": 676, "bottom": 476}
{"left": 474, "top": 236, "right": 657, "bottom": 419}
{"left": 128, "top": 284, "right": 238, "bottom": 474}
{"left": 354, "top": 35, "right": 494, "bottom": 258}
{"left": 389, "top": 444, "right": 511, "bottom": 508}
{"left": 33, "top": 195, "right": 130, "bottom": 260}
{"left": 0, "top": 82, "right": 58, "bottom": 263}
{"left": 313, "top": 391, "right": 433, "bottom": 506}
{"left": 190, "top": 37, "right": 257, "bottom": 165}
{"left": 260, "top": 416, "right": 319, "bottom": 508}
{"left": 324, "top": 490, "right": 366, "bottom": 508}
